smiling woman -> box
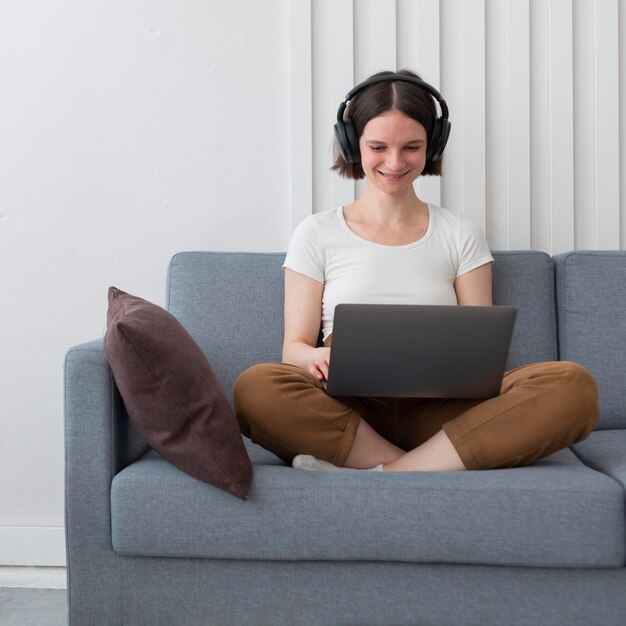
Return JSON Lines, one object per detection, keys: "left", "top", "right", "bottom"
{"left": 358, "top": 110, "right": 427, "bottom": 196}
{"left": 331, "top": 69, "right": 446, "bottom": 180}
{"left": 233, "top": 69, "right": 600, "bottom": 477}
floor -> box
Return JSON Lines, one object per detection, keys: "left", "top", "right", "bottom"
{"left": 0, "top": 568, "right": 67, "bottom": 626}
{"left": 0, "top": 589, "right": 67, "bottom": 626}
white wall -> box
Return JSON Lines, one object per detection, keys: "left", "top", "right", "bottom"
{"left": 1, "top": 0, "right": 625, "bottom": 566}
{"left": 0, "top": 0, "right": 291, "bottom": 565}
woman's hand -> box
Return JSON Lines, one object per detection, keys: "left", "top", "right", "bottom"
{"left": 282, "top": 268, "right": 330, "bottom": 379}
{"left": 307, "top": 347, "right": 331, "bottom": 381}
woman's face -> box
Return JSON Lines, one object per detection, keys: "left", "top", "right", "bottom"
{"left": 358, "top": 110, "right": 427, "bottom": 196}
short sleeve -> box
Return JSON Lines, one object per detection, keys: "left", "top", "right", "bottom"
{"left": 283, "top": 216, "right": 325, "bottom": 284}
{"left": 456, "top": 218, "right": 494, "bottom": 277}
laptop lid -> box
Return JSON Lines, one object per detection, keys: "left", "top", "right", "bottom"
{"left": 325, "top": 304, "right": 517, "bottom": 398}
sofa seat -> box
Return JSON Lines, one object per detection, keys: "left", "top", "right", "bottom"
{"left": 111, "top": 447, "right": 625, "bottom": 568}
{"left": 572, "top": 429, "right": 626, "bottom": 489}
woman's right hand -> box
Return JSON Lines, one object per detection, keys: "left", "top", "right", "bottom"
{"left": 307, "top": 347, "right": 331, "bottom": 382}
{"left": 282, "top": 268, "right": 331, "bottom": 380}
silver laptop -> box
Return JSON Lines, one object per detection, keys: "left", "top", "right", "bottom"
{"left": 325, "top": 304, "right": 517, "bottom": 398}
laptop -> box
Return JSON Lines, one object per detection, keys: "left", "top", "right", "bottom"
{"left": 324, "top": 304, "right": 517, "bottom": 399}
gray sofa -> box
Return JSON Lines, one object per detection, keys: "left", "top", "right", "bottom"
{"left": 64, "top": 250, "right": 626, "bottom": 626}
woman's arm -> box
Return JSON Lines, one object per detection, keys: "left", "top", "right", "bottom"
{"left": 454, "top": 262, "right": 493, "bottom": 306}
{"left": 282, "top": 268, "right": 331, "bottom": 381}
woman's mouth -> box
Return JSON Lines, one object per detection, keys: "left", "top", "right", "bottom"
{"left": 378, "top": 171, "right": 409, "bottom": 181}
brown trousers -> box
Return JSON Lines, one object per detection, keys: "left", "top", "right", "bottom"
{"left": 234, "top": 347, "right": 600, "bottom": 470}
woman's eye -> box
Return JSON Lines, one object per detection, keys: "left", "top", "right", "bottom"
{"left": 405, "top": 146, "right": 420, "bottom": 151}
{"left": 369, "top": 146, "right": 385, "bottom": 152}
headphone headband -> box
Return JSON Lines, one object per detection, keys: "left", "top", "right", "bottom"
{"left": 334, "top": 74, "right": 451, "bottom": 164}
{"left": 337, "top": 75, "right": 449, "bottom": 123}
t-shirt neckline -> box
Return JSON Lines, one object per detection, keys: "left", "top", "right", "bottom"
{"left": 337, "top": 204, "right": 434, "bottom": 249}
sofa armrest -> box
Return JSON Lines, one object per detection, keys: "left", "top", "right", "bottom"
{"left": 64, "top": 338, "right": 149, "bottom": 624}
{"left": 65, "top": 339, "right": 148, "bottom": 477}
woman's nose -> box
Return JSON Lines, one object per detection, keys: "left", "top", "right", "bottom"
{"left": 386, "top": 150, "right": 405, "bottom": 170}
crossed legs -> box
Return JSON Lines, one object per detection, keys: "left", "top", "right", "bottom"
{"left": 343, "top": 418, "right": 466, "bottom": 471}
{"left": 234, "top": 361, "right": 599, "bottom": 473}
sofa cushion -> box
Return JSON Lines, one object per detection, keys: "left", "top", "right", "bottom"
{"left": 167, "top": 252, "right": 285, "bottom": 406}
{"left": 491, "top": 251, "right": 558, "bottom": 369}
{"left": 103, "top": 287, "right": 252, "bottom": 499}
{"left": 554, "top": 251, "right": 626, "bottom": 429}
{"left": 572, "top": 430, "right": 626, "bottom": 493}
{"left": 111, "top": 448, "right": 625, "bottom": 568}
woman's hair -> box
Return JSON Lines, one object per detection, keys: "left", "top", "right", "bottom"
{"left": 331, "top": 69, "right": 443, "bottom": 179}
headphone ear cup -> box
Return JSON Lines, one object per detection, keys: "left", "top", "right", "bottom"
{"left": 427, "top": 119, "right": 451, "bottom": 162}
{"left": 427, "top": 120, "right": 442, "bottom": 161}
{"left": 343, "top": 118, "right": 360, "bottom": 163}
{"left": 334, "top": 122, "right": 352, "bottom": 163}
{"left": 335, "top": 119, "right": 360, "bottom": 164}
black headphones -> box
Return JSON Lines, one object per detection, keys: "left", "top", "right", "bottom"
{"left": 334, "top": 74, "right": 451, "bottom": 164}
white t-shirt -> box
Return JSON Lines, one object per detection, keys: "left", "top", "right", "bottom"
{"left": 283, "top": 204, "right": 494, "bottom": 342}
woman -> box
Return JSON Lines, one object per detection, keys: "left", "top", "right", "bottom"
{"left": 234, "top": 69, "right": 599, "bottom": 473}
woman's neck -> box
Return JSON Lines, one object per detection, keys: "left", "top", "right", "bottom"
{"left": 352, "top": 182, "right": 426, "bottom": 225}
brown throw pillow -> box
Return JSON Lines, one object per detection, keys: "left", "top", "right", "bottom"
{"left": 103, "top": 287, "right": 252, "bottom": 499}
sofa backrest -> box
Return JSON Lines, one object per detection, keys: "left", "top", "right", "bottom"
{"left": 492, "top": 251, "right": 557, "bottom": 368}
{"left": 166, "top": 250, "right": 558, "bottom": 405}
{"left": 554, "top": 251, "right": 626, "bottom": 430}
{"left": 167, "top": 252, "right": 286, "bottom": 405}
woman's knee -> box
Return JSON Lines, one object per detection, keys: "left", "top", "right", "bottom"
{"left": 233, "top": 363, "right": 281, "bottom": 418}
{"left": 559, "top": 361, "right": 601, "bottom": 436}
{"left": 233, "top": 363, "right": 273, "bottom": 400}
{"left": 233, "top": 362, "right": 318, "bottom": 423}
{"left": 233, "top": 362, "right": 342, "bottom": 462}
{"left": 231, "top": 363, "right": 297, "bottom": 460}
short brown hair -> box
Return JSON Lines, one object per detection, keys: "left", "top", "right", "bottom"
{"left": 331, "top": 69, "right": 443, "bottom": 179}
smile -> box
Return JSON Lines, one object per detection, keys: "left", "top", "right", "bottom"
{"left": 378, "top": 171, "right": 409, "bottom": 181}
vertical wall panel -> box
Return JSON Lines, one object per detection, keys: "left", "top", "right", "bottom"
{"left": 573, "top": 0, "right": 597, "bottom": 249}
{"left": 530, "top": 0, "right": 575, "bottom": 254}
{"left": 311, "top": 0, "right": 354, "bottom": 215}
{"left": 574, "top": 0, "right": 619, "bottom": 249}
{"left": 621, "top": 0, "right": 626, "bottom": 249}
{"left": 441, "top": 0, "right": 486, "bottom": 227}
{"left": 353, "top": 0, "right": 397, "bottom": 199}
{"left": 353, "top": 0, "right": 397, "bottom": 81}
{"left": 289, "top": 0, "right": 312, "bottom": 228}
{"left": 486, "top": 0, "right": 508, "bottom": 249}
{"left": 397, "top": 0, "right": 442, "bottom": 207}
{"left": 592, "top": 0, "right": 620, "bottom": 248}
{"left": 486, "top": 0, "right": 530, "bottom": 250}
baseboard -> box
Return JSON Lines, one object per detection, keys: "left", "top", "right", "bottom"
{"left": 0, "top": 566, "right": 67, "bottom": 589}
{"left": 0, "top": 527, "right": 66, "bottom": 567}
